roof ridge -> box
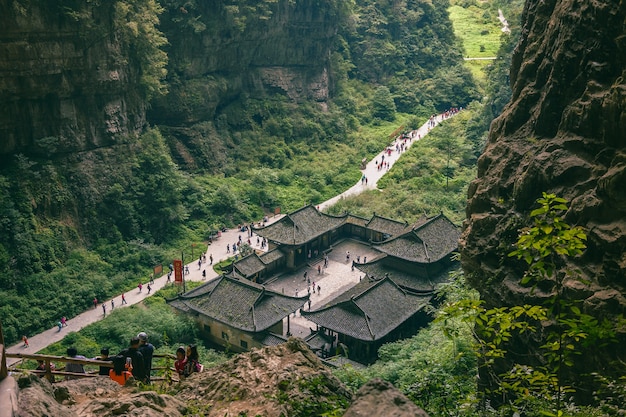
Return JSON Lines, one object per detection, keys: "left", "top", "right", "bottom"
{"left": 251, "top": 287, "right": 265, "bottom": 332}
{"left": 376, "top": 274, "right": 405, "bottom": 294}
{"left": 412, "top": 212, "right": 447, "bottom": 232}
{"left": 349, "top": 298, "right": 375, "bottom": 340}
{"left": 367, "top": 213, "right": 410, "bottom": 225}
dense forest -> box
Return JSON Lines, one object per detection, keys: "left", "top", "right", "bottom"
{"left": 0, "top": 0, "right": 488, "bottom": 345}
{"left": 14, "top": 0, "right": 614, "bottom": 416}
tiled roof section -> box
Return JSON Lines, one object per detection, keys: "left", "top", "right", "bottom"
{"left": 373, "top": 232, "right": 429, "bottom": 262}
{"left": 234, "top": 253, "right": 265, "bottom": 277}
{"left": 177, "top": 277, "right": 221, "bottom": 297}
{"left": 413, "top": 214, "right": 460, "bottom": 262}
{"left": 412, "top": 214, "right": 431, "bottom": 228}
{"left": 366, "top": 215, "right": 411, "bottom": 237}
{"left": 345, "top": 214, "right": 369, "bottom": 227}
{"left": 358, "top": 260, "right": 455, "bottom": 292}
{"left": 358, "top": 261, "right": 430, "bottom": 292}
{"left": 253, "top": 205, "right": 347, "bottom": 245}
{"left": 304, "top": 332, "right": 334, "bottom": 351}
{"left": 254, "top": 333, "right": 288, "bottom": 347}
{"left": 374, "top": 214, "right": 459, "bottom": 263}
{"left": 260, "top": 249, "right": 284, "bottom": 264}
{"left": 302, "top": 277, "right": 431, "bottom": 341}
{"left": 168, "top": 276, "right": 307, "bottom": 332}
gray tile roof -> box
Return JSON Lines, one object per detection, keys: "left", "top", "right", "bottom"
{"left": 260, "top": 249, "right": 284, "bottom": 264}
{"left": 254, "top": 333, "right": 288, "bottom": 347}
{"left": 168, "top": 276, "right": 307, "bottom": 332}
{"left": 301, "top": 277, "right": 432, "bottom": 342}
{"left": 365, "top": 215, "right": 411, "bottom": 236}
{"left": 374, "top": 214, "right": 459, "bottom": 263}
{"left": 253, "top": 205, "right": 346, "bottom": 245}
{"left": 345, "top": 214, "right": 369, "bottom": 227}
{"left": 358, "top": 259, "right": 456, "bottom": 292}
{"left": 413, "top": 214, "right": 460, "bottom": 261}
{"left": 234, "top": 253, "right": 265, "bottom": 277}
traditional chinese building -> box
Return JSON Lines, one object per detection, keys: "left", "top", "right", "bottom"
{"left": 168, "top": 275, "right": 307, "bottom": 353}
{"left": 301, "top": 276, "right": 434, "bottom": 363}
{"left": 253, "top": 205, "right": 346, "bottom": 269}
{"left": 172, "top": 206, "right": 459, "bottom": 362}
{"left": 300, "top": 213, "right": 460, "bottom": 363}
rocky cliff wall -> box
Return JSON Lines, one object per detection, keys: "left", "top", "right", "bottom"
{"left": 461, "top": 0, "right": 626, "bottom": 389}
{"left": 149, "top": 0, "right": 339, "bottom": 125}
{"left": 0, "top": 1, "right": 146, "bottom": 157}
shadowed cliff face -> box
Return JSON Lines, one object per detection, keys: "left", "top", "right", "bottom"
{"left": 461, "top": 0, "right": 626, "bottom": 390}
{"left": 0, "top": 2, "right": 146, "bottom": 157}
{"left": 148, "top": 0, "right": 340, "bottom": 125}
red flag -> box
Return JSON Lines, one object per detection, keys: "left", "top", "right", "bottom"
{"left": 174, "top": 260, "right": 183, "bottom": 283}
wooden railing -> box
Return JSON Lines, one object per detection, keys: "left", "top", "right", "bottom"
{"left": 0, "top": 320, "right": 6, "bottom": 382}
{"left": 6, "top": 352, "right": 177, "bottom": 383}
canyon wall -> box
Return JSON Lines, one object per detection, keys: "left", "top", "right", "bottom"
{"left": 149, "top": 0, "right": 340, "bottom": 125}
{"left": 461, "top": 0, "right": 626, "bottom": 394}
{"left": 0, "top": 1, "right": 146, "bottom": 157}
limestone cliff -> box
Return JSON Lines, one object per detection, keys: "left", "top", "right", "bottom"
{"left": 0, "top": 1, "right": 147, "bottom": 157}
{"left": 149, "top": 0, "right": 339, "bottom": 125}
{"left": 461, "top": 0, "right": 626, "bottom": 394}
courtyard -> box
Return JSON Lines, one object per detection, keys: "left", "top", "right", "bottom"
{"left": 263, "top": 239, "right": 381, "bottom": 339}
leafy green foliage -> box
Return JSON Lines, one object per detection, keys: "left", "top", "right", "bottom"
{"left": 371, "top": 86, "right": 396, "bottom": 121}
{"left": 327, "top": 104, "right": 481, "bottom": 224}
{"left": 341, "top": 0, "right": 480, "bottom": 112}
{"left": 114, "top": 0, "right": 169, "bottom": 99}
{"left": 440, "top": 194, "right": 620, "bottom": 416}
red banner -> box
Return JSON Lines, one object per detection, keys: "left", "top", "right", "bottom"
{"left": 174, "top": 260, "right": 183, "bottom": 283}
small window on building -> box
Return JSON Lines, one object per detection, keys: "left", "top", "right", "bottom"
{"left": 240, "top": 340, "right": 248, "bottom": 349}
{"left": 203, "top": 324, "right": 211, "bottom": 334}
{"left": 221, "top": 331, "right": 229, "bottom": 341}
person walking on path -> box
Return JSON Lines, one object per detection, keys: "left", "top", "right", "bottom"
{"left": 93, "top": 297, "right": 98, "bottom": 309}
{"left": 111, "top": 299, "right": 115, "bottom": 310}
{"left": 149, "top": 273, "right": 154, "bottom": 285}
{"left": 147, "top": 283, "right": 152, "bottom": 295}
{"left": 209, "top": 254, "right": 213, "bottom": 265}
{"left": 121, "top": 293, "right": 127, "bottom": 305}
{"left": 102, "top": 303, "right": 106, "bottom": 317}
{"left": 61, "top": 316, "right": 68, "bottom": 327}
{"left": 22, "top": 335, "right": 29, "bottom": 348}
{"left": 138, "top": 282, "right": 143, "bottom": 292}
{"left": 57, "top": 321, "right": 63, "bottom": 332}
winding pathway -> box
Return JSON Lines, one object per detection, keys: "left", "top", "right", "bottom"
{"left": 5, "top": 112, "right": 456, "bottom": 367}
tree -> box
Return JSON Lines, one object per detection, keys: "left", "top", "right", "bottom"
{"left": 372, "top": 86, "right": 396, "bottom": 121}
{"left": 441, "top": 193, "right": 617, "bottom": 416}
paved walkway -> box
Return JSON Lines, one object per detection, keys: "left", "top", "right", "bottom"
{"left": 6, "top": 111, "right": 456, "bottom": 366}
{"left": 266, "top": 240, "right": 380, "bottom": 339}
{"left": 318, "top": 112, "right": 454, "bottom": 211}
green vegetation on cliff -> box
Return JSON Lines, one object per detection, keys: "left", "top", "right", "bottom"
{"left": 0, "top": 0, "right": 483, "bottom": 350}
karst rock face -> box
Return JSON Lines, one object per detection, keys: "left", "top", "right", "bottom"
{"left": 461, "top": 0, "right": 626, "bottom": 389}
{"left": 148, "top": 0, "right": 338, "bottom": 125}
{"left": 0, "top": 0, "right": 338, "bottom": 157}
{"left": 0, "top": 2, "right": 146, "bottom": 157}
